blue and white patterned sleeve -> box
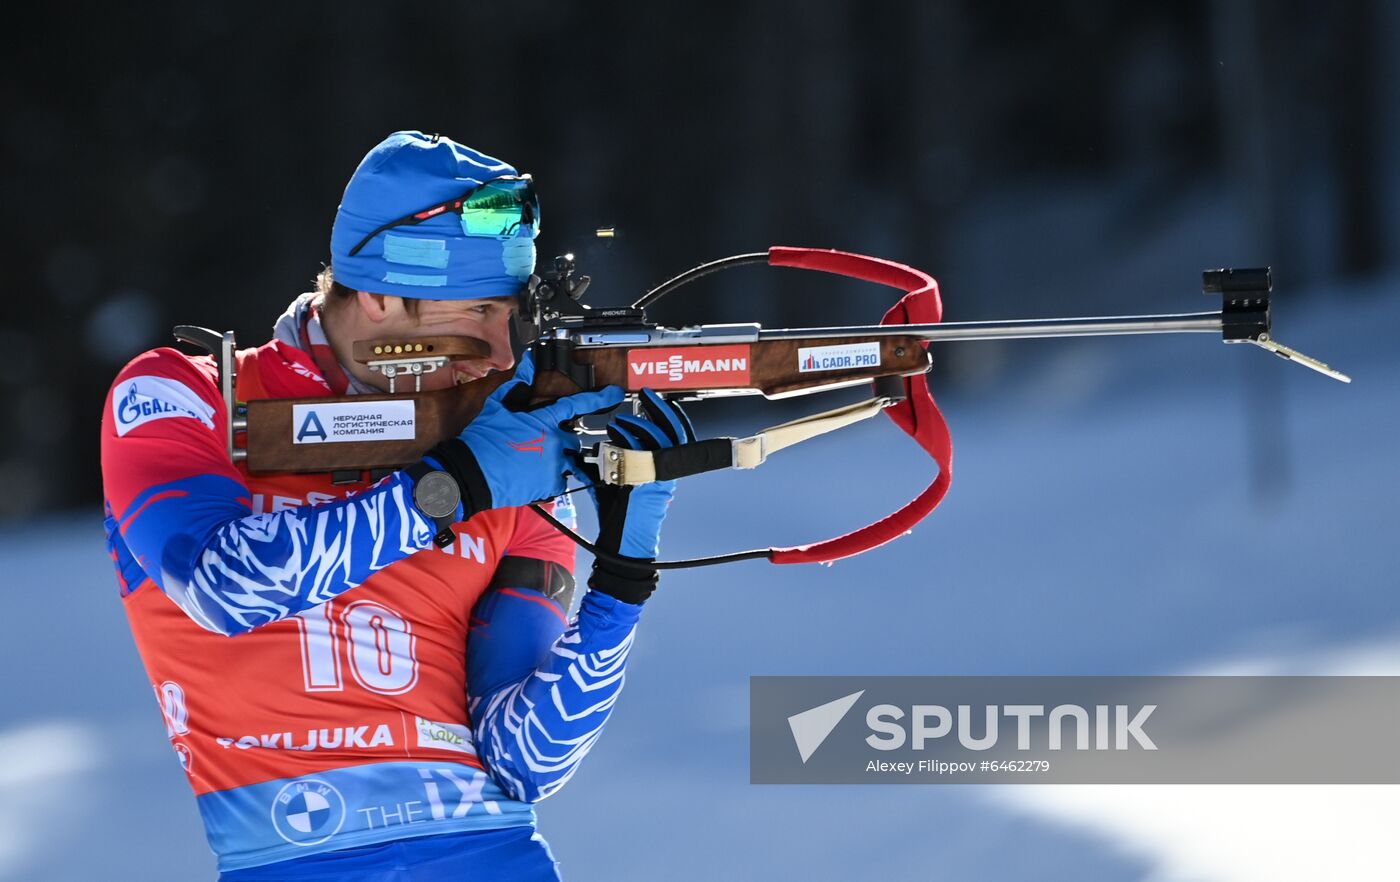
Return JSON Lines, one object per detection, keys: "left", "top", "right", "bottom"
{"left": 467, "top": 589, "right": 643, "bottom": 803}
{"left": 102, "top": 348, "right": 438, "bottom": 637}
{"left": 116, "top": 472, "right": 435, "bottom": 636}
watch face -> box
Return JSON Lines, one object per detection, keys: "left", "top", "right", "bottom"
{"left": 414, "top": 471, "right": 460, "bottom": 519}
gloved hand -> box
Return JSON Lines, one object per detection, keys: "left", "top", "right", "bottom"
{"left": 421, "top": 352, "right": 625, "bottom": 516}
{"left": 585, "top": 388, "right": 695, "bottom": 605}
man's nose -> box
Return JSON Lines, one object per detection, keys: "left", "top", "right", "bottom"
{"left": 482, "top": 315, "right": 516, "bottom": 372}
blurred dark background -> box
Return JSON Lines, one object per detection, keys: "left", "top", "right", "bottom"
{"left": 4, "top": 0, "right": 1394, "bottom": 520}
{"left": 6, "top": 4, "right": 1400, "bottom": 881}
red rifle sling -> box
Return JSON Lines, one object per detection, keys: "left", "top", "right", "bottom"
{"left": 764, "top": 247, "right": 953, "bottom": 565}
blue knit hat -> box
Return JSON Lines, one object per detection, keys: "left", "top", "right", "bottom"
{"left": 330, "top": 131, "right": 538, "bottom": 299}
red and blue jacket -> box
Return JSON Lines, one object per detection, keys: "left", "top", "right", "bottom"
{"left": 101, "top": 336, "right": 641, "bottom": 873}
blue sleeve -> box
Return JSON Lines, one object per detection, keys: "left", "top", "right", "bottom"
{"left": 115, "top": 471, "right": 435, "bottom": 636}
{"left": 467, "top": 588, "right": 642, "bottom": 803}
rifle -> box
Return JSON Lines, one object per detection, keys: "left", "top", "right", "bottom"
{"left": 175, "top": 246, "right": 1348, "bottom": 567}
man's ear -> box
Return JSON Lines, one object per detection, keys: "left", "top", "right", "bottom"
{"left": 355, "top": 290, "right": 398, "bottom": 324}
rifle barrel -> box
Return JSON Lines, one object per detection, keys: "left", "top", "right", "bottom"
{"left": 757, "top": 311, "right": 1223, "bottom": 343}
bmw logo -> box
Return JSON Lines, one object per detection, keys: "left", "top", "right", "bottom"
{"left": 270, "top": 778, "right": 346, "bottom": 846}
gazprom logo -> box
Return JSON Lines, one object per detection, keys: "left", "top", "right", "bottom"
{"left": 113, "top": 376, "right": 216, "bottom": 437}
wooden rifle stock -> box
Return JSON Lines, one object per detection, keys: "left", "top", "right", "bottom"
{"left": 245, "top": 373, "right": 510, "bottom": 474}
{"left": 243, "top": 334, "right": 931, "bottom": 474}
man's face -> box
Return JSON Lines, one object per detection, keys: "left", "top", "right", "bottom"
{"left": 361, "top": 294, "right": 519, "bottom": 392}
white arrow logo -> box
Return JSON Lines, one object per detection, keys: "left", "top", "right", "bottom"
{"left": 787, "top": 690, "right": 864, "bottom": 763}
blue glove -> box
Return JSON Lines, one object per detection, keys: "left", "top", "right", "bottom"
{"left": 586, "top": 388, "right": 695, "bottom": 604}
{"left": 420, "top": 352, "right": 625, "bottom": 516}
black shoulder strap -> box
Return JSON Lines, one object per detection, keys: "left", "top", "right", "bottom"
{"left": 487, "top": 556, "right": 576, "bottom": 611}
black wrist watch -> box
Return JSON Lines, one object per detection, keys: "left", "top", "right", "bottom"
{"left": 407, "top": 463, "right": 461, "bottom": 548}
